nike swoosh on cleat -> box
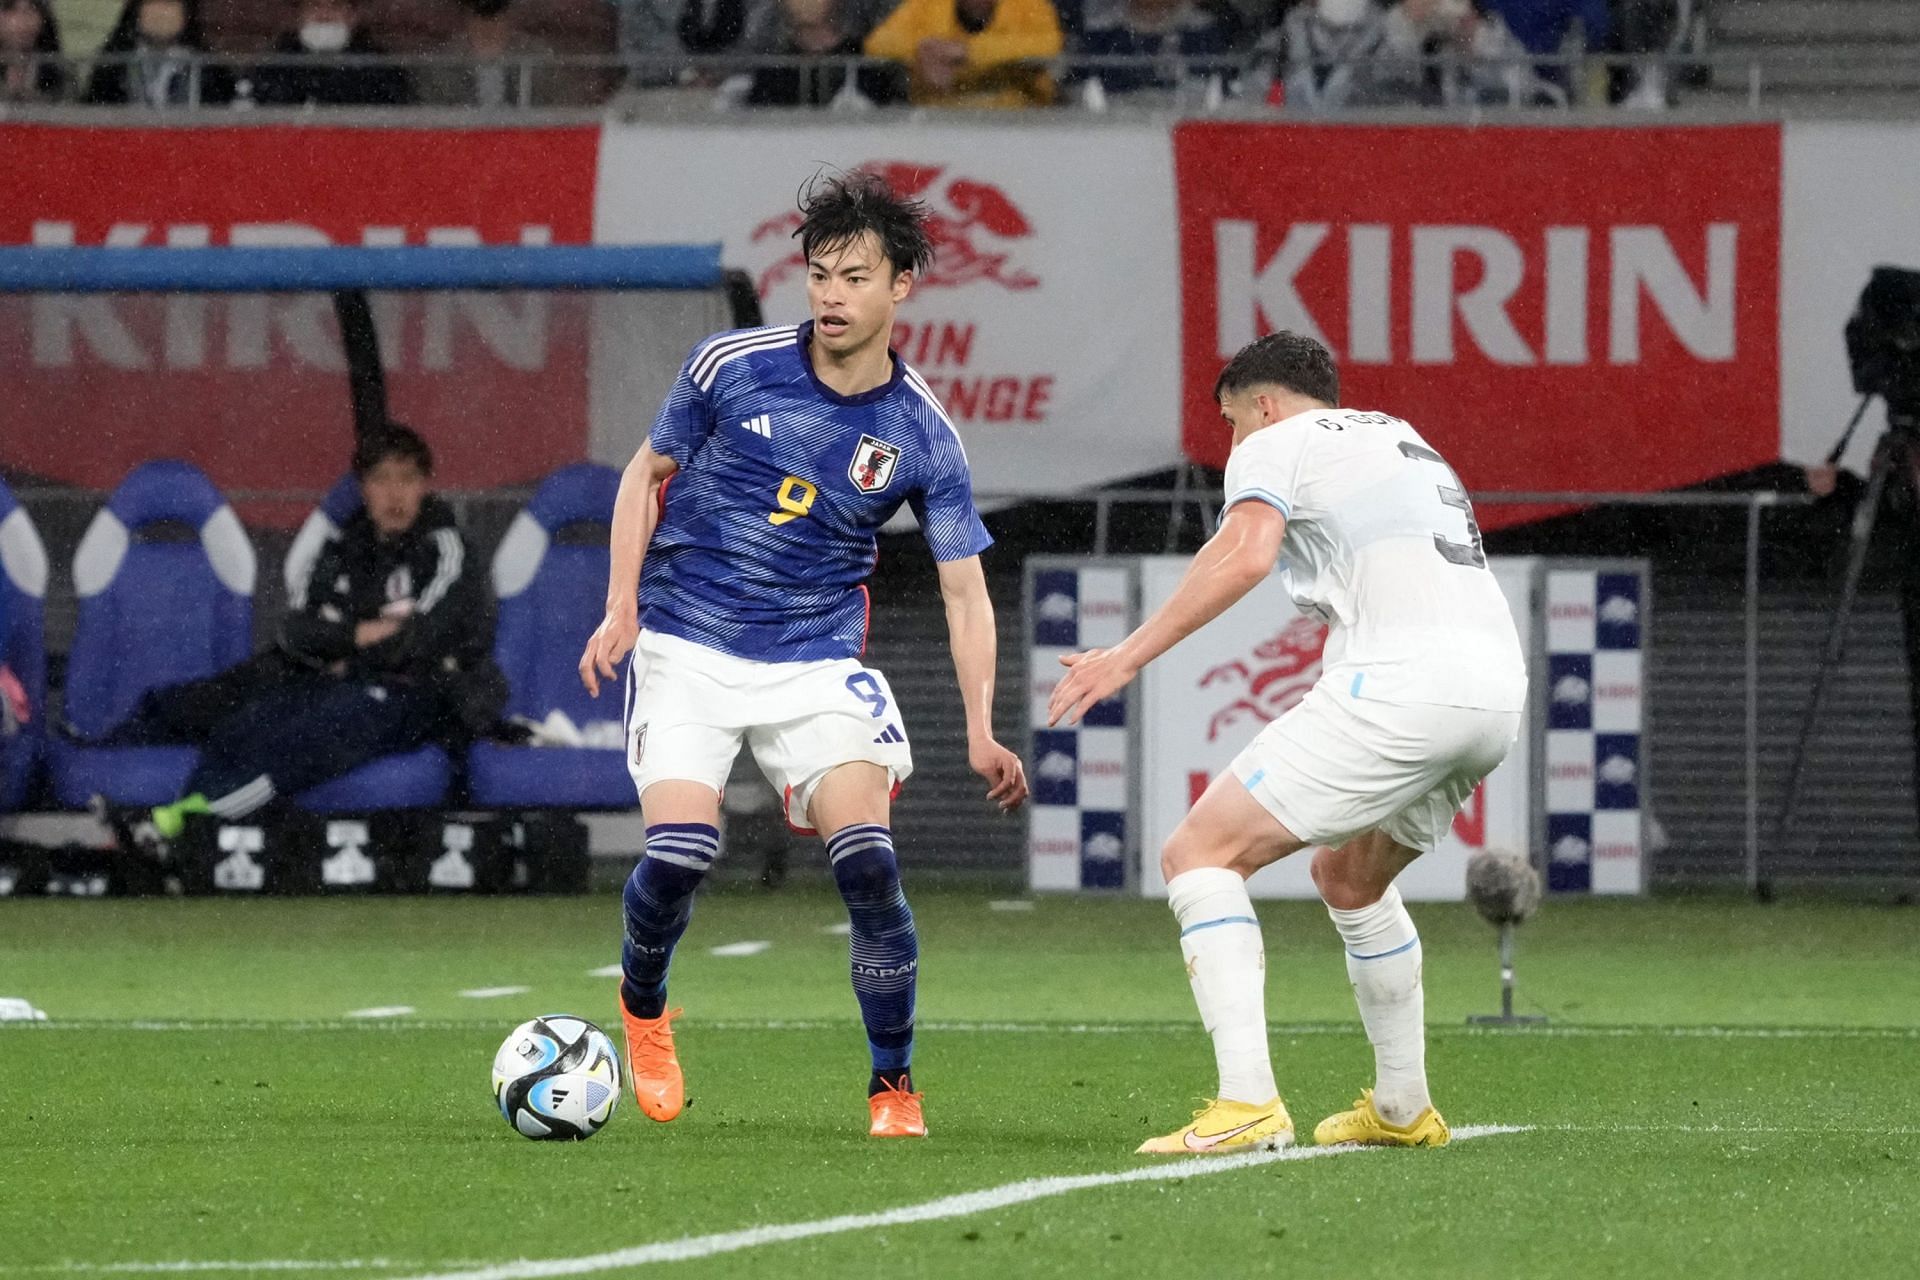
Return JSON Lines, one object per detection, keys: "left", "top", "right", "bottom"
{"left": 1183, "top": 1115, "right": 1273, "bottom": 1151}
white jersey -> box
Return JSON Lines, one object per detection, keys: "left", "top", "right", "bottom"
{"left": 1222, "top": 406, "right": 1527, "bottom": 712}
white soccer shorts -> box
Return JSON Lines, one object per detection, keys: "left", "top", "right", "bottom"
{"left": 1228, "top": 676, "right": 1521, "bottom": 853}
{"left": 624, "top": 630, "right": 913, "bottom": 833}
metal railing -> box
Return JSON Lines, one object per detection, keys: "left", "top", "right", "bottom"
{"left": 0, "top": 478, "right": 1855, "bottom": 886}
{"left": 973, "top": 483, "right": 1818, "bottom": 891}
{"left": 4, "top": 47, "right": 1917, "bottom": 116}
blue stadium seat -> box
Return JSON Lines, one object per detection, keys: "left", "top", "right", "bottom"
{"left": 48, "top": 461, "right": 256, "bottom": 808}
{"left": 283, "top": 475, "right": 450, "bottom": 813}
{"left": 0, "top": 479, "right": 49, "bottom": 811}
{"left": 296, "top": 746, "right": 454, "bottom": 814}
{"left": 468, "top": 463, "right": 632, "bottom": 810}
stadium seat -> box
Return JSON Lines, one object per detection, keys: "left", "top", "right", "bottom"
{"left": 282, "top": 475, "right": 451, "bottom": 813}
{"left": 48, "top": 461, "right": 256, "bottom": 809}
{"left": 282, "top": 474, "right": 364, "bottom": 607}
{"left": 296, "top": 746, "right": 454, "bottom": 814}
{"left": 0, "top": 479, "right": 49, "bottom": 812}
{"left": 468, "top": 462, "right": 631, "bottom": 810}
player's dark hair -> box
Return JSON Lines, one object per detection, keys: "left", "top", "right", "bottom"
{"left": 794, "top": 171, "right": 935, "bottom": 280}
{"left": 1214, "top": 331, "right": 1340, "bottom": 407}
{"left": 352, "top": 422, "right": 434, "bottom": 477}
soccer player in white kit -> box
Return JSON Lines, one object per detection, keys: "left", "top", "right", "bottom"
{"left": 1049, "top": 331, "right": 1527, "bottom": 1154}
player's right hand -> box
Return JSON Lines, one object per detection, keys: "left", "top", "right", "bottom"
{"left": 578, "top": 610, "right": 640, "bottom": 698}
{"left": 970, "top": 737, "right": 1029, "bottom": 812}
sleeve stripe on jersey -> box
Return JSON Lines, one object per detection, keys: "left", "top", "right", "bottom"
{"left": 415, "top": 528, "right": 465, "bottom": 613}
{"left": 689, "top": 324, "right": 792, "bottom": 382}
{"left": 1226, "top": 488, "right": 1292, "bottom": 518}
{"left": 902, "top": 368, "right": 968, "bottom": 463}
{"left": 691, "top": 326, "right": 799, "bottom": 388}
{"left": 693, "top": 331, "right": 800, "bottom": 392}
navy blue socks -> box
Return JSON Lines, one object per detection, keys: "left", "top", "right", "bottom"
{"left": 619, "top": 823, "right": 719, "bottom": 1019}
{"left": 827, "top": 823, "right": 919, "bottom": 1093}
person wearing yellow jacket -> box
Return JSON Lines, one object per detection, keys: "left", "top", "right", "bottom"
{"left": 864, "top": 0, "right": 1064, "bottom": 107}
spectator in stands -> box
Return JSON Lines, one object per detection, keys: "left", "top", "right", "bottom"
{"left": 1610, "top": 0, "right": 1683, "bottom": 107}
{"left": 251, "top": 0, "right": 414, "bottom": 106}
{"left": 0, "top": 0, "right": 67, "bottom": 103}
{"left": 86, "top": 0, "right": 232, "bottom": 107}
{"left": 1072, "top": 0, "right": 1235, "bottom": 99}
{"left": 864, "top": 0, "right": 1064, "bottom": 107}
{"left": 417, "top": 0, "right": 581, "bottom": 107}
{"left": 91, "top": 426, "right": 504, "bottom": 841}
{"left": 1479, "top": 0, "right": 1607, "bottom": 89}
{"left": 1266, "top": 0, "right": 1423, "bottom": 110}
{"left": 743, "top": 0, "right": 907, "bottom": 105}
{"left": 611, "top": 0, "right": 771, "bottom": 87}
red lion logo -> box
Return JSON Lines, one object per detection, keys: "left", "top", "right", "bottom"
{"left": 752, "top": 162, "right": 1041, "bottom": 298}
{"left": 1196, "top": 616, "right": 1329, "bottom": 742}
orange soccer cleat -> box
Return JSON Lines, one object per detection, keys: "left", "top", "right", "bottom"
{"left": 867, "top": 1079, "right": 928, "bottom": 1138}
{"left": 619, "top": 1004, "right": 685, "bottom": 1122}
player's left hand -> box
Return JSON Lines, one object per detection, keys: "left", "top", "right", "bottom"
{"left": 969, "top": 737, "right": 1029, "bottom": 812}
{"left": 1047, "top": 648, "right": 1139, "bottom": 727}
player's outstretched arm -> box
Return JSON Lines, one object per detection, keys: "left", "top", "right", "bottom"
{"left": 1047, "top": 502, "right": 1285, "bottom": 727}
{"left": 579, "top": 440, "right": 679, "bottom": 698}
{"left": 935, "top": 554, "right": 1029, "bottom": 812}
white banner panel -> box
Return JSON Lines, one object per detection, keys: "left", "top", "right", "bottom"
{"left": 1137, "top": 556, "right": 1536, "bottom": 901}
{"left": 593, "top": 124, "right": 1181, "bottom": 498}
{"left": 1781, "top": 121, "right": 1920, "bottom": 475}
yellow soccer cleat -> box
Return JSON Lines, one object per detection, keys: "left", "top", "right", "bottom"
{"left": 1313, "top": 1089, "right": 1450, "bottom": 1148}
{"left": 1136, "top": 1097, "right": 1293, "bottom": 1155}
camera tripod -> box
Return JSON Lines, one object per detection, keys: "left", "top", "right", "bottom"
{"left": 1769, "top": 396, "right": 1920, "bottom": 899}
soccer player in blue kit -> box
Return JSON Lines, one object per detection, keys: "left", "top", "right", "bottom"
{"left": 579, "top": 174, "right": 1028, "bottom": 1140}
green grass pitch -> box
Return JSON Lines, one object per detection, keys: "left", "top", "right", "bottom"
{"left": 2, "top": 890, "right": 1916, "bottom": 1278}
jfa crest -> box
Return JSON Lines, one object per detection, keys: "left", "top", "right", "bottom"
{"left": 848, "top": 435, "right": 902, "bottom": 493}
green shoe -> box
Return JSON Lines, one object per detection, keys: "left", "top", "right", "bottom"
{"left": 151, "top": 793, "right": 212, "bottom": 840}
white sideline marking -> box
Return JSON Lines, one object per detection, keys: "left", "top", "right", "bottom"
{"left": 458, "top": 988, "right": 530, "bottom": 1000}
{"left": 707, "top": 941, "right": 771, "bottom": 958}
{"left": 586, "top": 965, "right": 622, "bottom": 979}
{"left": 343, "top": 1007, "right": 414, "bottom": 1020}
{"left": 820, "top": 922, "right": 851, "bottom": 936}
{"left": 10, "top": 1261, "right": 468, "bottom": 1273}
{"left": 988, "top": 899, "right": 1036, "bottom": 912}
{"left": 1549, "top": 1122, "right": 1920, "bottom": 1136}
{"left": 392, "top": 1126, "right": 1532, "bottom": 1280}
{"left": 8, "top": 1019, "right": 1920, "bottom": 1041}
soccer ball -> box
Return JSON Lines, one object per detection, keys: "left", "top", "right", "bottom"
{"left": 491, "top": 1015, "right": 622, "bottom": 1140}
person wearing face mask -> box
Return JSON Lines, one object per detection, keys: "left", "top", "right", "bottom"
{"left": 251, "top": 0, "right": 414, "bottom": 106}
{"left": 0, "top": 0, "right": 67, "bottom": 103}
{"left": 86, "top": 0, "right": 232, "bottom": 107}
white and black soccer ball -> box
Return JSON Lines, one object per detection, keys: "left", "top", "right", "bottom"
{"left": 492, "top": 1015, "right": 621, "bottom": 1141}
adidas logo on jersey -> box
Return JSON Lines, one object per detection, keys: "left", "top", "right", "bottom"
{"left": 741, "top": 414, "right": 772, "bottom": 439}
{"left": 873, "top": 724, "right": 905, "bottom": 745}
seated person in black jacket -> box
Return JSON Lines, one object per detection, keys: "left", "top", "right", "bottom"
{"left": 249, "top": 0, "right": 413, "bottom": 106}
{"left": 746, "top": 0, "right": 908, "bottom": 107}
{"left": 103, "top": 425, "right": 502, "bottom": 839}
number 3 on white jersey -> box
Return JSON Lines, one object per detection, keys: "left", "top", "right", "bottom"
{"left": 1396, "top": 441, "right": 1486, "bottom": 569}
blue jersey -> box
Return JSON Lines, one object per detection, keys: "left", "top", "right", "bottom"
{"left": 640, "top": 321, "right": 992, "bottom": 662}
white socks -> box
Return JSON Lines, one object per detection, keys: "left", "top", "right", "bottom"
{"left": 1326, "top": 884, "right": 1431, "bottom": 1127}
{"left": 1167, "top": 867, "right": 1277, "bottom": 1105}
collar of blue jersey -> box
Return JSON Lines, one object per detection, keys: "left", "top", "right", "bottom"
{"left": 795, "top": 320, "right": 908, "bottom": 407}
